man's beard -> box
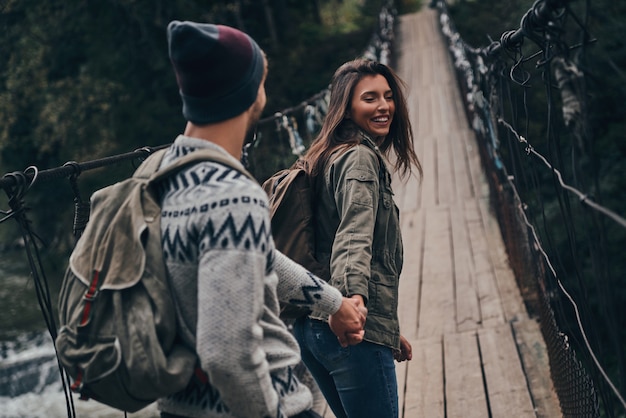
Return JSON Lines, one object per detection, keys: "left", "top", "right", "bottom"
{"left": 247, "top": 103, "right": 263, "bottom": 134}
{"left": 241, "top": 98, "right": 264, "bottom": 166}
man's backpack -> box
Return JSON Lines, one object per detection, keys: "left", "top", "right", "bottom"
{"left": 56, "top": 147, "right": 254, "bottom": 413}
{"left": 261, "top": 160, "right": 329, "bottom": 319}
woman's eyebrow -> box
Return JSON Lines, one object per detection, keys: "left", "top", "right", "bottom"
{"left": 360, "top": 89, "right": 393, "bottom": 96}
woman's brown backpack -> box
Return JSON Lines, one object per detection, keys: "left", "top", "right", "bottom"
{"left": 262, "top": 161, "right": 329, "bottom": 319}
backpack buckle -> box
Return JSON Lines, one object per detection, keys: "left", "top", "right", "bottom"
{"left": 82, "top": 289, "right": 99, "bottom": 302}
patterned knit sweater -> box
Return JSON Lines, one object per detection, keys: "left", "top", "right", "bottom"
{"left": 156, "top": 136, "right": 343, "bottom": 418}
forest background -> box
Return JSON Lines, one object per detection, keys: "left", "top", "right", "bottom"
{"left": 0, "top": 0, "right": 417, "bottom": 337}
{"left": 0, "top": 0, "right": 625, "bottom": 410}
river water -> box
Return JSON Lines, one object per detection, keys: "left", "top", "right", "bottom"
{"left": 0, "top": 255, "right": 159, "bottom": 417}
{"left": 0, "top": 331, "right": 159, "bottom": 418}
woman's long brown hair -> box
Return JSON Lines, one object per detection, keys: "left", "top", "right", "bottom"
{"left": 302, "top": 59, "right": 422, "bottom": 181}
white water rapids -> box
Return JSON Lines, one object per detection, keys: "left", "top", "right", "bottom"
{"left": 0, "top": 334, "right": 159, "bottom": 418}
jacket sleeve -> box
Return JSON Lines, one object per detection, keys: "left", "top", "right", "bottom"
{"left": 273, "top": 250, "right": 343, "bottom": 314}
{"left": 329, "top": 145, "right": 380, "bottom": 304}
{"left": 194, "top": 182, "right": 284, "bottom": 418}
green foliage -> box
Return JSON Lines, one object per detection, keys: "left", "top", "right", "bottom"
{"left": 448, "top": 0, "right": 535, "bottom": 47}
{"left": 396, "top": 0, "right": 424, "bottom": 14}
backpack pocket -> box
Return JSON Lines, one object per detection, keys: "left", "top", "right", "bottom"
{"left": 55, "top": 326, "right": 122, "bottom": 385}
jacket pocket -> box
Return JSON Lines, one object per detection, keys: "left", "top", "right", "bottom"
{"left": 374, "top": 182, "right": 401, "bottom": 273}
{"left": 368, "top": 272, "right": 398, "bottom": 319}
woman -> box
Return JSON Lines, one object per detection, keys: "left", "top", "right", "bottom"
{"left": 293, "top": 59, "right": 423, "bottom": 418}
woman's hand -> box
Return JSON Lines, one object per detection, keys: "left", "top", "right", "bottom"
{"left": 393, "top": 335, "right": 412, "bottom": 362}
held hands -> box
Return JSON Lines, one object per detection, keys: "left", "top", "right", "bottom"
{"left": 393, "top": 335, "right": 413, "bottom": 362}
{"left": 329, "top": 295, "right": 367, "bottom": 347}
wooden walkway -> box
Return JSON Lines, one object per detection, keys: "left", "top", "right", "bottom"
{"left": 321, "top": 6, "right": 562, "bottom": 418}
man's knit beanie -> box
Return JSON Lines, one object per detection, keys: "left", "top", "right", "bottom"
{"left": 167, "top": 21, "right": 265, "bottom": 125}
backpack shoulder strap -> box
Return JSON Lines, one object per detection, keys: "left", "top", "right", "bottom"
{"left": 133, "top": 147, "right": 257, "bottom": 183}
{"left": 132, "top": 149, "right": 168, "bottom": 180}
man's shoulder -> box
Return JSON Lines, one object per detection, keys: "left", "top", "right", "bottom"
{"left": 160, "top": 160, "right": 268, "bottom": 216}
{"left": 173, "top": 160, "right": 261, "bottom": 191}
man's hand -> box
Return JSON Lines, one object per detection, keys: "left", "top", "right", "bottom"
{"left": 329, "top": 295, "right": 367, "bottom": 347}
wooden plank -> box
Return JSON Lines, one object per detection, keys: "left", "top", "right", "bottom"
{"left": 393, "top": 161, "right": 422, "bottom": 214}
{"left": 478, "top": 325, "right": 536, "bottom": 417}
{"left": 413, "top": 92, "right": 425, "bottom": 213}
{"left": 460, "top": 129, "right": 490, "bottom": 200}
{"left": 443, "top": 84, "right": 465, "bottom": 133}
{"left": 392, "top": 175, "right": 406, "bottom": 211}
{"left": 322, "top": 405, "right": 336, "bottom": 418}
{"left": 444, "top": 331, "right": 490, "bottom": 418}
{"left": 394, "top": 14, "right": 424, "bottom": 212}
{"left": 448, "top": 81, "right": 471, "bottom": 133}
{"left": 418, "top": 207, "right": 456, "bottom": 339}
{"left": 428, "top": 18, "right": 446, "bottom": 86}
{"left": 420, "top": 131, "right": 437, "bottom": 208}
{"left": 396, "top": 358, "right": 408, "bottom": 417}
{"left": 398, "top": 209, "right": 424, "bottom": 339}
{"left": 434, "top": 81, "right": 454, "bottom": 137}
{"left": 436, "top": 94, "right": 455, "bottom": 206}
{"left": 475, "top": 194, "right": 528, "bottom": 322}
{"left": 432, "top": 69, "right": 449, "bottom": 133}
{"left": 449, "top": 129, "right": 475, "bottom": 201}
{"left": 397, "top": 15, "right": 416, "bottom": 78}
{"left": 420, "top": 8, "right": 438, "bottom": 48}
{"left": 512, "top": 320, "right": 562, "bottom": 418}
{"left": 450, "top": 202, "right": 481, "bottom": 332}
{"left": 465, "top": 199, "right": 505, "bottom": 327}
{"left": 403, "top": 337, "right": 445, "bottom": 418}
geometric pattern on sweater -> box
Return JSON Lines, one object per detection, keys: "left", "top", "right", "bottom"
{"left": 158, "top": 163, "right": 252, "bottom": 198}
{"left": 162, "top": 211, "right": 271, "bottom": 262}
{"left": 272, "top": 366, "right": 298, "bottom": 398}
{"left": 169, "top": 377, "right": 230, "bottom": 414}
{"left": 285, "top": 270, "right": 325, "bottom": 307}
{"left": 158, "top": 161, "right": 272, "bottom": 263}
{"left": 163, "top": 366, "right": 301, "bottom": 416}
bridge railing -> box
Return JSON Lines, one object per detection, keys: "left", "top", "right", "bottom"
{"left": 433, "top": 0, "right": 626, "bottom": 416}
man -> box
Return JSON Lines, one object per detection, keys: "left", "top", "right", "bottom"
{"left": 158, "top": 21, "right": 366, "bottom": 418}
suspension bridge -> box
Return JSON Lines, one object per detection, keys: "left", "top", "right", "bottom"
{"left": 2, "top": 0, "right": 625, "bottom": 417}
{"left": 397, "top": 6, "right": 559, "bottom": 417}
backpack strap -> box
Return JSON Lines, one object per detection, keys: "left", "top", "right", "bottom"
{"left": 132, "top": 149, "right": 168, "bottom": 180}
{"left": 133, "top": 147, "right": 257, "bottom": 183}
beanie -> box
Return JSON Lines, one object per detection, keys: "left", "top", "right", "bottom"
{"left": 167, "top": 21, "right": 265, "bottom": 124}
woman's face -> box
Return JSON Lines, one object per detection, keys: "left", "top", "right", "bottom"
{"left": 347, "top": 74, "right": 395, "bottom": 140}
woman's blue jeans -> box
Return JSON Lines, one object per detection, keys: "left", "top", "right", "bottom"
{"left": 294, "top": 317, "right": 399, "bottom": 418}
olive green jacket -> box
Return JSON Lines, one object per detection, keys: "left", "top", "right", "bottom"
{"left": 310, "top": 132, "right": 403, "bottom": 350}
